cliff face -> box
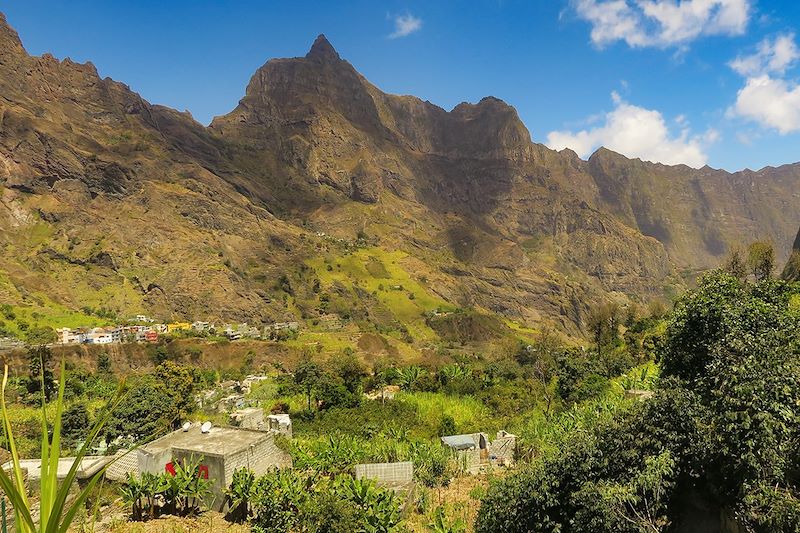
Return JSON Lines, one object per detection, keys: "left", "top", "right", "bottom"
{"left": 0, "top": 13, "right": 303, "bottom": 323}
{"left": 208, "top": 35, "right": 673, "bottom": 307}
{"left": 1, "top": 17, "right": 799, "bottom": 336}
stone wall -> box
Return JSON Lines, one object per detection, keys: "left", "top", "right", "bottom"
{"left": 105, "top": 449, "right": 139, "bottom": 481}
{"left": 355, "top": 461, "right": 413, "bottom": 490}
{"left": 222, "top": 432, "right": 292, "bottom": 485}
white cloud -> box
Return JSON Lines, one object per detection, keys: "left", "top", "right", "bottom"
{"left": 729, "top": 33, "right": 799, "bottom": 76}
{"left": 546, "top": 93, "right": 715, "bottom": 167}
{"left": 728, "top": 75, "right": 800, "bottom": 134}
{"left": 388, "top": 14, "right": 422, "bottom": 39}
{"left": 728, "top": 34, "right": 800, "bottom": 133}
{"left": 573, "top": 0, "right": 751, "bottom": 49}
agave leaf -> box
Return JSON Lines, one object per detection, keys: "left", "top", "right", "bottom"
{"left": 0, "top": 465, "right": 36, "bottom": 533}
{"left": 55, "top": 463, "right": 109, "bottom": 533}
{"left": 45, "top": 380, "right": 127, "bottom": 533}
{"left": 40, "top": 359, "right": 66, "bottom": 530}
{"left": 1, "top": 366, "right": 35, "bottom": 533}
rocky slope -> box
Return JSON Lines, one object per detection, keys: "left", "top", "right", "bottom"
{"left": 1, "top": 14, "right": 799, "bottom": 341}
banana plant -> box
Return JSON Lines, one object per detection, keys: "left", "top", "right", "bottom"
{"left": 225, "top": 467, "right": 255, "bottom": 522}
{"left": 119, "top": 473, "right": 146, "bottom": 521}
{"left": 0, "top": 362, "right": 126, "bottom": 533}
{"left": 336, "top": 476, "right": 400, "bottom": 533}
{"left": 427, "top": 506, "right": 466, "bottom": 533}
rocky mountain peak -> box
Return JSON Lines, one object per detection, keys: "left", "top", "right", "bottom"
{"left": 305, "top": 34, "right": 341, "bottom": 63}
{"left": 0, "top": 12, "right": 25, "bottom": 57}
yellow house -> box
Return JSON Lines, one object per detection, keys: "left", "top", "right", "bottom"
{"left": 166, "top": 322, "right": 191, "bottom": 333}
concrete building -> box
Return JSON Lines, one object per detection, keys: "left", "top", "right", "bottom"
{"left": 2, "top": 456, "right": 111, "bottom": 490}
{"left": 229, "top": 407, "right": 266, "bottom": 431}
{"left": 441, "top": 431, "right": 516, "bottom": 472}
{"left": 85, "top": 327, "right": 113, "bottom": 344}
{"left": 137, "top": 423, "right": 292, "bottom": 511}
{"left": 441, "top": 433, "right": 487, "bottom": 472}
{"left": 267, "top": 414, "right": 292, "bottom": 438}
{"left": 191, "top": 321, "right": 211, "bottom": 332}
{"left": 488, "top": 430, "right": 517, "bottom": 466}
{"left": 105, "top": 449, "right": 139, "bottom": 481}
{"left": 56, "top": 327, "right": 82, "bottom": 345}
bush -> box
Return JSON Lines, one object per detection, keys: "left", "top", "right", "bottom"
{"left": 437, "top": 414, "right": 457, "bottom": 437}
{"left": 120, "top": 457, "right": 212, "bottom": 520}
{"left": 478, "top": 273, "right": 800, "bottom": 532}
{"left": 238, "top": 469, "right": 401, "bottom": 533}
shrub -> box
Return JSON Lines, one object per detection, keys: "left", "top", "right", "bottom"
{"left": 120, "top": 456, "right": 212, "bottom": 520}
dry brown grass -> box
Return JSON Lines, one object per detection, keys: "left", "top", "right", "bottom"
{"left": 405, "top": 472, "right": 502, "bottom": 532}
{"left": 105, "top": 512, "right": 250, "bottom": 533}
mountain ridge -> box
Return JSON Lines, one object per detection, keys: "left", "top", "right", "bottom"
{"left": 0, "top": 15, "right": 798, "bottom": 342}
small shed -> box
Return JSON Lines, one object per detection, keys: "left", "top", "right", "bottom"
{"left": 267, "top": 414, "right": 292, "bottom": 437}
{"left": 229, "top": 407, "right": 266, "bottom": 430}
{"left": 441, "top": 433, "right": 488, "bottom": 471}
{"left": 138, "top": 423, "right": 292, "bottom": 510}
{"left": 441, "top": 431, "right": 516, "bottom": 472}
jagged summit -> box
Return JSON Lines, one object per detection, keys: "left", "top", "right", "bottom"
{"left": 0, "top": 12, "right": 25, "bottom": 55}
{"left": 305, "top": 34, "right": 340, "bottom": 62}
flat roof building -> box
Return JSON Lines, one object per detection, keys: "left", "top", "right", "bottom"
{"left": 138, "top": 422, "right": 292, "bottom": 511}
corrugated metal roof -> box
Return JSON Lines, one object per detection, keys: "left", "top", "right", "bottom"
{"left": 441, "top": 434, "right": 477, "bottom": 450}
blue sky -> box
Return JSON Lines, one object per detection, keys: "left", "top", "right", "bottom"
{"left": 1, "top": 0, "right": 799, "bottom": 171}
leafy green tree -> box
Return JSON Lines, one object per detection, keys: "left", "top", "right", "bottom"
{"left": 25, "top": 326, "right": 56, "bottom": 345}
{"left": 587, "top": 302, "right": 622, "bottom": 356}
{"left": 316, "top": 372, "right": 361, "bottom": 409}
{"left": 62, "top": 402, "right": 91, "bottom": 447}
{"left": 105, "top": 376, "right": 177, "bottom": 441}
{"left": 25, "top": 345, "right": 56, "bottom": 402}
{"left": 747, "top": 241, "right": 775, "bottom": 281}
{"left": 722, "top": 245, "right": 748, "bottom": 280}
{"left": 154, "top": 361, "right": 197, "bottom": 429}
{"left": 295, "top": 358, "right": 323, "bottom": 411}
{"left": 96, "top": 351, "right": 112, "bottom": 375}
{"left": 478, "top": 272, "right": 800, "bottom": 533}
{"left": 331, "top": 351, "right": 367, "bottom": 395}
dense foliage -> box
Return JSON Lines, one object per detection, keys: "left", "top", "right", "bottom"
{"left": 476, "top": 272, "right": 800, "bottom": 532}
{"left": 224, "top": 467, "right": 402, "bottom": 533}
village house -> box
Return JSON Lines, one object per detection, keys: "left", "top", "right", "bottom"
{"left": 84, "top": 327, "right": 114, "bottom": 344}
{"left": 56, "top": 327, "right": 83, "bottom": 345}
{"left": 137, "top": 421, "right": 292, "bottom": 511}
{"left": 222, "top": 323, "right": 262, "bottom": 340}
{"left": 441, "top": 430, "right": 517, "bottom": 472}
{"left": 166, "top": 322, "right": 191, "bottom": 333}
